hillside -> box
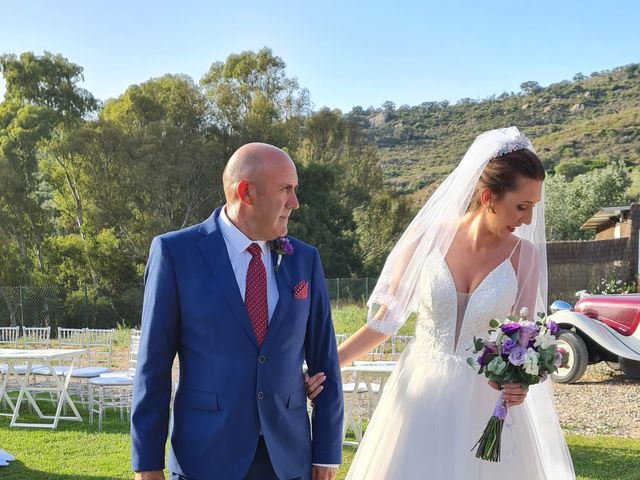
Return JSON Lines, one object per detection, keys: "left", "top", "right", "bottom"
{"left": 352, "top": 64, "right": 640, "bottom": 202}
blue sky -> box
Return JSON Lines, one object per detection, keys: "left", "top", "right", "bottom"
{"left": 1, "top": 1, "right": 638, "bottom": 111}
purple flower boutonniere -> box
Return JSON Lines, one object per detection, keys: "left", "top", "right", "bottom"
{"left": 268, "top": 237, "right": 294, "bottom": 271}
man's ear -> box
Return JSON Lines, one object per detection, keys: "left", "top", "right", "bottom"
{"left": 237, "top": 179, "right": 253, "bottom": 205}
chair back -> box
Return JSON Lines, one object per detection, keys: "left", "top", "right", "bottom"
{"left": 368, "top": 339, "right": 388, "bottom": 361}
{"left": 58, "top": 327, "right": 87, "bottom": 349}
{"left": 22, "top": 326, "right": 51, "bottom": 349}
{"left": 0, "top": 326, "right": 19, "bottom": 348}
{"left": 127, "top": 329, "right": 141, "bottom": 376}
{"left": 85, "top": 328, "right": 115, "bottom": 367}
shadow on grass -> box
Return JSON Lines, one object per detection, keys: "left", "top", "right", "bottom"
{"left": 0, "top": 461, "right": 122, "bottom": 480}
{"left": 571, "top": 444, "right": 640, "bottom": 480}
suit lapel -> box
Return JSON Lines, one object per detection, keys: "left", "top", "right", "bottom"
{"left": 197, "top": 209, "right": 259, "bottom": 348}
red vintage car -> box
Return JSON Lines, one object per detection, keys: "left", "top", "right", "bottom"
{"left": 548, "top": 292, "right": 640, "bottom": 383}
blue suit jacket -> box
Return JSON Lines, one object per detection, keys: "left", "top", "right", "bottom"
{"left": 131, "top": 208, "right": 343, "bottom": 479}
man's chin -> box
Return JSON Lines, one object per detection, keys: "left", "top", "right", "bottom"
{"left": 270, "top": 227, "right": 288, "bottom": 239}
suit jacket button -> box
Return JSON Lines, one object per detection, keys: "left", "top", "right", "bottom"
{"left": 258, "top": 355, "right": 266, "bottom": 364}
{"left": 257, "top": 391, "right": 264, "bottom": 400}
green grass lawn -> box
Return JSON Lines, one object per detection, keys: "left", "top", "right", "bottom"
{"left": 332, "top": 304, "right": 415, "bottom": 336}
{"left": 1, "top": 406, "right": 639, "bottom": 479}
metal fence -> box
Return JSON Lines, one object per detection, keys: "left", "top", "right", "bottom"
{"left": 325, "top": 278, "right": 377, "bottom": 306}
{"left": 6, "top": 250, "right": 635, "bottom": 331}
{"left": 0, "top": 285, "right": 143, "bottom": 333}
{"left": 546, "top": 236, "right": 638, "bottom": 302}
{"left": 0, "top": 279, "right": 375, "bottom": 331}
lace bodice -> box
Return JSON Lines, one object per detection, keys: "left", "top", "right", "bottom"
{"left": 413, "top": 252, "right": 518, "bottom": 357}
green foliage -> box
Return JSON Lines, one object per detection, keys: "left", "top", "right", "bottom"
{"left": 2, "top": 49, "right": 640, "bottom": 301}
{"left": 355, "top": 63, "right": 640, "bottom": 205}
{"left": 0, "top": 51, "right": 97, "bottom": 120}
{"left": 545, "top": 161, "right": 631, "bottom": 240}
{"left": 354, "top": 191, "right": 414, "bottom": 275}
{"left": 331, "top": 304, "right": 416, "bottom": 336}
{"left": 288, "top": 162, "right": 361, "bottom": 276}
{"left": 200, "top": 47, "right": 309, "bottom": 147}
{"left": 596, "top": 275, "right": 636, "bottom": 294}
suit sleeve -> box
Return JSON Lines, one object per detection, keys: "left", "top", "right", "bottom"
{"left": 304, "top": 248, "right": 344, "bottom": 465}
{"left": 130, "top": 236, "right": 180, "bottom": 471}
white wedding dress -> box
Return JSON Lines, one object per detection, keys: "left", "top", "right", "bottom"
{"left": 346, "top": 251, "right": 576, "bottom": 479}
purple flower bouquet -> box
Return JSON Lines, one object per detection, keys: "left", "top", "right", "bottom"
{"left": 466, "top": 308, "right": 568, "bottom": 462}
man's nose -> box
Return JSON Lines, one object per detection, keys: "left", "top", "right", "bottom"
{"left": 288, "top": 190, "right": 299, "bottom": 209}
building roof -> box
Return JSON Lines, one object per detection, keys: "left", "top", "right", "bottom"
{"left": 580, "top": 205, "right": 631, "bottom": 230}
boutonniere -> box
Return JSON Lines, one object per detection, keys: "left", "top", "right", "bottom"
{"left": 268, "top": 237, "right": 294, "bottom": 271}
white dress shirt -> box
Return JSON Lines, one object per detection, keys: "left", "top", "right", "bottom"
{"left": 217, "top": 208, "right": 339, "bottom": 469}
{"left": 218, "top": 207, "right": 279, "bottom": 321}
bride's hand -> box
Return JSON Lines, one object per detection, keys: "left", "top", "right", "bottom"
{"left": 304, "top": 372, "right": 326, "bottom": 401}
{"left": 488, "top": 381, "right": 528, "bottom": 407}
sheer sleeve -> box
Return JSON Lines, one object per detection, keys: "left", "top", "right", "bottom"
{"left": 366, "top": 226, "right": 426, "bottom": 335}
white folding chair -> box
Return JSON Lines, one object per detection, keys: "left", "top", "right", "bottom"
{"left": 0, "top": 327, "right": 19, "bottom": 348}
{"left": 22, "top": 327, "right": 51, "bottom": 349}
{"left": 368, "top": 337, "right": 391, "bottom": 361}
{"left": 0, "top": 326, "right": 20, "bottom": 374}
{"left": 89, "top": 329, "right": 140, "bottom": 431}
{"left": 32, "top": 328, "right": 85, "bottom": 376}
{"left": 341, "top": 370, "right": 369, "bottom": 445}
{"left": 0, "top": 326, "right": 20, "bottom": 409}
{"left": 88, "top": 376, "right": 133, "bottom": 432}
{"left": 335, "top": 333, "right": 348, "bottom": 346}
{"left": 31, "top": 327, "right": 87, "bottom": 406}
{"left": 99, "top": 329, "right": 140, "bottom": 378}
{"left": 33, "top": 328, "right": 114, "bottom": 407}
{"left": 84, "top": 329, "right": 115, "bottom": 368}
{"left": 67, "top": 328, "right": 115, "bottom": 405}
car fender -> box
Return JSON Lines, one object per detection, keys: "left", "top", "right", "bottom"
{"left": 549, "top": 310, "right": 640, "bottom": 361}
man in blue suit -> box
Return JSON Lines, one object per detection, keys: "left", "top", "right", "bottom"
{"left": 131, "top": 143, "right": 343, "bottom": 480}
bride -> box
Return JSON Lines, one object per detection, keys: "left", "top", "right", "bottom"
{"left": 306, "top": 127, "right": 575, "bottom": 479}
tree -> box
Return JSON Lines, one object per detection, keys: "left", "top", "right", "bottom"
{"left": 520, "top": 81, "right": 542, "bottom": 95}
{"left": 545, "top": 162, "right": 631, "bottom": 240}
{"left": 200, "top": 47, "right": 310, "bottom": 151}
{"left": 554, "top": 160, "right": 589, "bottom": 180}
{"left": 288, "top": 163, "right": 361, "bottom": 277}
{"left": 354, "top": 192, "right": 413, "bottom": 275}
{"left": 0, "top": 52, "right": 97, "bottom": 121}
{"left": 0, "top": 52, "right": 96, "bottom": 282}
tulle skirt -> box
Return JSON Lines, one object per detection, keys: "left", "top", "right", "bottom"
{"left": 345, "top": 342, "right": 575, "bottom": 480}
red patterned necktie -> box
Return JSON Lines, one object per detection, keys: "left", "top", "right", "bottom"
{"left": 245, "top": 243, "right": 268, "bottom": 346}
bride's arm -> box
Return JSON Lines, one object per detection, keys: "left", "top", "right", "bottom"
{"left": 305, "top": 325, "right": 389, "bottom": 399}
{"left": 338, "top": 324, "right": 390, "bottom": 368}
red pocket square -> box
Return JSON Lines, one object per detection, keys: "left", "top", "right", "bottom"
{"left": 293, "top": 280, "right": 308, "bottom": 299}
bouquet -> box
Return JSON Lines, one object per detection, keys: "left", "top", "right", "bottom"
{"left": 466, "top": 307, "right": 568, "bottom": 462}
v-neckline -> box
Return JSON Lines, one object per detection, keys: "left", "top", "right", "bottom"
{"left": 440, "top": 254, "right": 513, "bottom": 352}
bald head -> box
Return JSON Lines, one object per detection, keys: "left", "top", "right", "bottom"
{"left": 222, "top": 142, "right": 299, "bottom": 240}
{"left": 223, "top": 143, "right": 294, "bottom": 202}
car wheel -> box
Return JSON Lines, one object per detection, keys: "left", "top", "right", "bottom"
{"left": 619, "top": 357, "right": 640, "bottom": 379}
{"left": 551, "top": 330, "right": 589, "bottom": 383}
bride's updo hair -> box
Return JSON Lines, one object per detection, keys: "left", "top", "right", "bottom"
{"left": 468, "top": 148, "right": 545, "bottom": 211}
